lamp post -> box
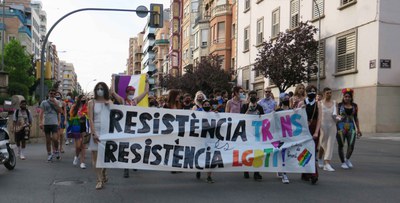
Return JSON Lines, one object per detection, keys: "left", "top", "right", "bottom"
{"left": 0, "top": 0, "right": 9, "bottom": 97}
{"left": 313, "top": 0, "right": 322, "bottom": 92}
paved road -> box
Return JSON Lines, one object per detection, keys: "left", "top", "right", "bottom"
{"left": 0, "top": 134, "right": 399, "bottom": 203}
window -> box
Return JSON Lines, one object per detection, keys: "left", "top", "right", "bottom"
{"left": 341, "top": 0, "right": 355, "bottom": 6}
{"left": 8, "top": 35, "right": 16, "bottom": 42}
{"left": 311, "top": 40, "right": 325, "bottom": 78}
{"left": 290, "top": 0, "right": 300, "bottom": 29}
{"left": 256, "top": 18, "right": 264, "bottom": 45}
{"left": 201, "top": 29, "right": 208, "bottom": 47}
{"left": 271, "top": 8, "right": 280, "bottom": 38}
{"left": 336, "top": 31, "right": 357, "bottom": 72}
{"left": 312, "top": 0, "right": 324, "bottom": 19}
{"left": 232, "top": 23, "right": 236, "bottom": 39}
{"left": 242, "top": 67, "right": 250, "bottom": 90}
{"left": 244, "top": 26, "right": 250, "bottom": 51}
{"left": 244, "top": 0, "right": 250, "bottom": 12}
{"left": 217, "top": 22, "right": 225, "bottom": 43}
{"left": 194, "top": 31, "right": 199, "bottom": 49}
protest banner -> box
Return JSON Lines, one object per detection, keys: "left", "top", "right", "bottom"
{"left": 113, "top": 74, "right": 148, "bottom": 107}
{"left": 96, "top": 105, "right": 315, "bottom": 173}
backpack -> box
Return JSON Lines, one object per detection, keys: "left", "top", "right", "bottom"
{"left": 16, "top": 109, "right": 31, "bottom": 124}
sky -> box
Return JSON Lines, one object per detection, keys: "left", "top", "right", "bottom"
{"left": 41, "top": 0, "right": 169, "bottom": 92}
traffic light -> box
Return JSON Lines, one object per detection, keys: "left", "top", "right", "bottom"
{"left": 149, "top": 4, "right": 163, "bottom": 28}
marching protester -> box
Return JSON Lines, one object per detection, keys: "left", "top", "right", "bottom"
{"left": 290, "top": 84, "right": 306, "bottom": 109}
{"left": 212, "top": 88, "right": 226, "bottom": 112}
{"left": 65, "top": 92, "right": 74, "bottom": 145}
{"left": 55, "top": 92, "right": 67, "bottom": 153}
{"left": 275, "top": 93, "right": 291, "bottom": 184}
{"left": 40, "top": 89, "right": 62, "bottom": 162}
{"left": 148, "top": 95, "right": 159, "bottom": 108}
{"left": 337, "top": 88, "right": 362, "bottom": 169}
{"left": 257, "top": 87, "right": 276, "bottom": 114}
{"left": 192, "top": 91, "right": 207, "bottom": 111}
{"left": 12, "top": 100, "right": 32, "bottom": 160}
{"left": 181, "top": 93, "right": 194, "bottom": 110}
{"left": 225, "top": 86, "right": 244, "bottom": 113}
{"left": 88, "top": 82, "right": 112, "bottom": 190}
{"left": 240, "top": 90, "right": 264, "bottom": 181}
{"left": 298, "top": 85, "right": 321, "bottom": 184}
{"left": 68, "top": 95, "right": 88, "bottom": 169}
{"left": 318, "top": 87, "right": 337, "bottom": 172}
{"left": 195, "top": 99, "right": 215, "bottom": 183}
{"left": 111, "top": 77, "right": 149, "bottom": 178}
{"left": 163, "top": 89, "right": 182, "bottom": 109}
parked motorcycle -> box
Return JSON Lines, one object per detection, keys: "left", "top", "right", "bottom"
{"left": 0, "top": 112, "right": 16, "bottom": 170}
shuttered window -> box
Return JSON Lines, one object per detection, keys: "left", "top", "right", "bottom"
{"left": 311, "top": 40, "right": 325, "bottom": 78}
{"left": 337, "top": 31, "right": 356, "bottom": 72}
{"left": 341, "top": 0, "right": 355, "bottom": 6}
{"left": 244, "top": 26, "right": 250, "bottom": 51}
{"left": 256, "top": 18, "right": 264, "bottom": 45}
{"left": 271, "top": 8, "right": 280, "bottom": 38}
{"left": 290, "top": 0, "right": 300, "bottom": 29}
{"left": 312, "top": 0, "right": 324, "bottom": 19}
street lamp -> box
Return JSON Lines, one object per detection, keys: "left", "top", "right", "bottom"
{"left": 313, "top": 0, "right": 322, "bottom": 92}
{"left": 0, "top": 0, "right": 9, "bottom": 97}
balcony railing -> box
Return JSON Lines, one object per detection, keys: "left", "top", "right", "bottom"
{"left": 194, "top": 15, "right": 210, "bottom": 25}
{"left": 211, "top": 4, "right": 232, "bottom": 17}
{"left": 154, "top": 39, "right": 169, "bottom": 45}
{"left": 213, "top": 38, "right": 226, "bottom": 44}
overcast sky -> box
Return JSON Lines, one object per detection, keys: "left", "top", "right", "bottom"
{"left": 41, "top": 0, "right": 169, "bottom": 92}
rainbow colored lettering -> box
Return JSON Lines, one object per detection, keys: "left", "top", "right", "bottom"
{"left": 297, "top": 149, "right": 312, "bottom": 167}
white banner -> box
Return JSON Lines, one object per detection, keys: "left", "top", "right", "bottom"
{"left": 96, "top": 105, "right": 315, "bottom": 173}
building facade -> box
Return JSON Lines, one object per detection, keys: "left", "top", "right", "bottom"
{"left": 236, "top": 0, "right": 400, "bottom": 133}
{"left": 153, "top": 18, "right": 170, "bottom": 96}
{"left": 59, "top": 60, "right": 77, "bottom": 96}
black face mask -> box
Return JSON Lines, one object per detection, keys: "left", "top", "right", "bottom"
{"left": 250, "top": 96, "right": 257, "bottom": 103}
{"left": 308, "top": 92, "right": 316, "bottom": 100}
{"left": 203, "top": 106, "right": 211, "bottom": 112}
{"left": 282, "top": 100, "right": 290, "bottom": 106}
{"left": 56, "top": 96, "right": 61, "bottom": 100}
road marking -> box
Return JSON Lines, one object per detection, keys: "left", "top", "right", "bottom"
{"left": 366, "top": 137, "right": 400, "bottom": 141}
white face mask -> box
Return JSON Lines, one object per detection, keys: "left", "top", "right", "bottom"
{"left": 97, "top": 90, "right": 104, "bottom": 97}
{"left": 67, "top": 96, "right": 71, "bottom": 100}
{"left": 239, "top": 93, "right": 246, "bottom": 100}
{"left": 128, "top": 95, "right": 135, "bottom": 100}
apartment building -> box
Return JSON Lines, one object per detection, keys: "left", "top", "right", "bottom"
{"left": 236, "top": 0, "right": 400, "bottom": 133}
{"left": 59, "top": 61, "right": 77, "bottom": 96}
{"left": 153, "top": 18, "right": 170, "bottom": 96}
{"left": 192, "top": 0, "right": 210, "bottom": 65}
{"left": 169, "top": 0, "right": 182, "bottom": 77}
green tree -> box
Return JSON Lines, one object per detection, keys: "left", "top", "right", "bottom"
{"left": 254, "top": 22, "right": 318, "bottom": 93}
{"left": 3, "top": 40, "right": 35, "bottom": 97}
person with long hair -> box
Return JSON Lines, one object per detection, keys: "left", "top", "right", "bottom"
{"left": 55, "top": 92, "right": 67, "bottom": 153}
{"left": 318, "top": 87, "right": 337, "bottom": 172}
{"left": 225, "top": 86, "right": 244, "bottom": 113}
{"left": 163, "top": 89, "right": 182, "bottom": 109}
{"left": 290, "top": 84, "right": 306, "bottom": 109}
{"left": 298, "top": 85, "right": 321, "bottom": 184}
{"left": 336, "top": 88, "right": 362, "bottom": 169}
{"left": 192, "top": 91, "right": 207, "bottom": 111}
{"left": 88, "top": 82, "right": 112, "bottom": 189}
{"left": 69, "top": 95, "right": 88, "bottom": 169}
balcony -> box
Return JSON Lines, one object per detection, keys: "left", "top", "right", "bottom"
{"left": 144, "top": 27, "right": 156, "bottom": 38}
{"left": 143, "top": 39, "right": 155, "bottom": 51}
{"left": 142, "top": 52, "right": 155, "bottom": 64}
{"left": 213, "top": 38, "right": 226, "bottom": 44}
{"left": 194, "top": 15, "right": 210, "bottom": 26}
{"left": 19, "top": 26, "right": 32, "bottom": 38}
{"left": 154, "top": 39, "right": 169, "bottom": 46}
{"left": 211, "top": 4, "right": 232, "bottom": 17}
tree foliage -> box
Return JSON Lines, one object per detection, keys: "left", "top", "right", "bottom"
{"left": 3, "top": 40, "right": 35, "bottom": 98}
{"left": 160, "top": 54, "right": 233, "bottom": 96}
{"left": 254, "top": 22, "right": 318, "bottom": 93}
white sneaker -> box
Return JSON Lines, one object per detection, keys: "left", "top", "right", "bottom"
{"left": 323, "top": 164, "right": 335, "bottom": 172}
{"left": 47, "top": 154, "right": 53, "bottom": 162}
{"left": 73, "top": 156, "right": 79, "bottom": 166}
{"left": 282, "top": 174, "right": 290, "bottom": 184}
{"left": 345, "top": 159, "right": 353, "bottom": 168}
{"left": 20, "top": 150, "right": 26, "bottom": 160}
{"left": 80, "top": 163, "right": 86, "bottom": 169}
{"left": 65, "top": 140, "right": 69, "bottom": 145}
{"left": 318, "top": 159, "right": 324, "bottom": 168}
{"left": 341, "top": 162, "right": 349, "bottom": 169}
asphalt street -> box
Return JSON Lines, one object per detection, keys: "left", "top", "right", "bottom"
{"left": 0, "top": 133, "right": 399, "bottom": 203}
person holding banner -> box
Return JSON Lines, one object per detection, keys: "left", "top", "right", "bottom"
{"left": 163, "top": 89, "right": 182, "bottom": 109}
{"left": 275, "top": 93, "right": 291, "bottom": 184}
{"left": 336, "top": 88, "right": 362, "bottom": 169}
{"left": 192, "top": 91, "right": 207, "bottom": 111}
{"left": 88, "top": 82, "right": 112, "bottom": 190}
{"left": 298, "top": 85, "right": 322, "bottom": 185}
{"left": 241, "top": 90, "right": 264, "bottom": 181}
{"left": 226, "top": 86, "right": 244, "bottom": 113}
{"left": 112, "top": 79, "right": 149, "bottom": 178}
{"left": 290, "top": 84, "right": 306, "bottom": 109}
{"left": 181, "top": 93, "right": 194, "bottom": 110}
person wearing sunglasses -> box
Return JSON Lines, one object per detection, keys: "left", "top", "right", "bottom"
{"left": 257, "top": 87, "right": 276, "bottom": 114}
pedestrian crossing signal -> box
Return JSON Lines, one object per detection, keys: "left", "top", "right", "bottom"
{"left": 149, "top": 4, "right": 163, "bottom": 28}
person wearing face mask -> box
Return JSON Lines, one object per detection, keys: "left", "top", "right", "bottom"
{"left": 298, "top": 85, "right": 322, "bottom": 185}
{"left": 194, "top": 100, "right": 215, "bottom": 183}
{"left": 12, "top": 100, "right": 32, "bottom": 160}
{"left": 275, "top": 93, "right": 291, "bottom": 184}
{"left": 40, "top": 89, "right": 63, "bottom": 162}
{"left": 240, "top": 91, "right": 264, "bottom": 181}
{"left": 69, "top": 95, "right": 88, "bottom": 169}
{"left": 225, "top": 86, "right": 244, "bottom": 113}
{"left": 182, "top": 93, "right": 194, "bottom": 110}
{"left": 258, "top": 87, "right": 277, "bottom": 114}
{"left": 112, "top": 77, "right": 149, "bottom": 107}
{"left": 55, "top": 92, "right": 67, "bottom": 153}
{"left": 192, "top": 91, "right": 207, "bottom": 111}
{"left": 65, "top": 92, "right": 75, "bottom": 145}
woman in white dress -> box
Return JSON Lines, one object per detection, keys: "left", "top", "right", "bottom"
{"left": 88, "top": 82, "right": 112, "bottom": 190}
{"left": 318, "top": 87, "right": 337, "bottom": 172}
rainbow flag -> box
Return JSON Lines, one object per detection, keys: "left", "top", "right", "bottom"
{"left": 297, "top": 149, "right": 312, "bottom": 167}
{"left": 113, "top": 74, "right": 148, "bottom": 107}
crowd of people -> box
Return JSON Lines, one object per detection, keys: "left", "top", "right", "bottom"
{"left": 12, "top": 79, "right": 362, "bottom": 189}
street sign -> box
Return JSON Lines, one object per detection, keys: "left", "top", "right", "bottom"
{"left": 380, "top": 59, "right": 391, "bottom": 68}
{"left": 136, "top": 6, "right": 148, "bottom": 18}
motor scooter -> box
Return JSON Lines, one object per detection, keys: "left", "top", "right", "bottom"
{"left": 0, "top": 112, "right": 16, "bottom": 170}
